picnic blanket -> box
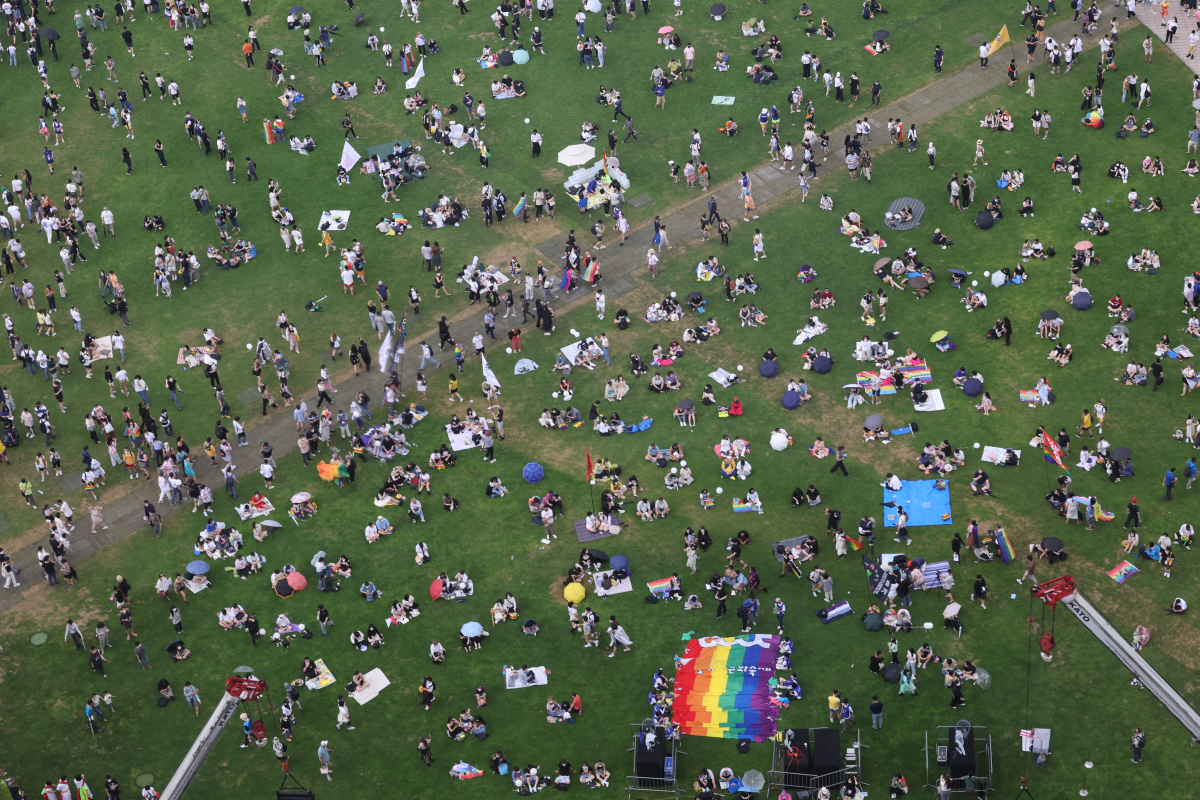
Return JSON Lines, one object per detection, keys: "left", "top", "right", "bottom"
{"left": 351, "top": 668, "right": 391, "bottom": 705}
{"left": 713, "top": 440, "right": 750, "bottom": 457}
{"left": 318, "top": 210, "right": 351, "bottom": 232}
{"left": 883, "top": 479, "right": 952, "bottom": 527}
{"left": 560, "top": 338, "right": 598, "bottom": 365}
{"left": 769, "top": 535, "right": 810, "bottom": 562}
{"left": 857, "top": 370, "right": 897, "bottom": 395}
{"left": 1019, "top": 389, "right": 1039, "bottom": 403}
{"left": 235, "top": 499, "right": 276, "bottom": 520}
{"left": 921, "top": 560, "right": 953, "bottom": 589}
{"left": 898, "top": 360, "right": 933, "bottom": 384}
{"left": 982, "top": 446, "right": 1020, "bottom": 465}
{"left": 815, "top": 601, "right": 852, "bottom": 624}
{"left": 914, "top": 388, "right": 945, "bottom": 411}
{"left": 1108, "top": 560, "right": 1139, "bottom": 583}
{"left": 491, "top": 88, "right": 518, "bottom": 99}
{"left": 1165, "top": 345, "right": 1195, "bottom": 360}
{"left": 306, "top": 658, "right": 336, "bottom": 690}
{"left": 884, "top": 197, "right": 925, "bottom": 231}
{"left": 444, "top": 421, "right": 490, "bottom": 451}
{"left": 573, "top": 518, "right": 620, "bottom": 543}
{"left": 505, "top": 665, "right": 550, "bottom": 689}
{"left": 708, "top": 368, "right": 741, "bottom": 388}
{"left": 175, "top": 344, "right": 217, "bottom": 367}
{"left": 592, "top": 569, "right": 633, "bottom": 597}
{"left": 732, "top": 499, "right": 760, "bottom": 513}
{"left": 791, "top": 317, "right": 828, "bottom": 346}
{"left": 711, "top": 95, "right": 736, "bottom": 105}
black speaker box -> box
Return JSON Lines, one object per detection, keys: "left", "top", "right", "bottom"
{"left": 812, "top": 728, "right": 841, "bottom": 773}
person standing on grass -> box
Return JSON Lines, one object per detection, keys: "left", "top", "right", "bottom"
{"left": 183, "top": 682, "right": 201, "bottom": 716}
{"left": 606, "top": 618, "right": 632, "bottom": 657}
{"left": 752, "top": 229, "right": 766, "bottom": 261}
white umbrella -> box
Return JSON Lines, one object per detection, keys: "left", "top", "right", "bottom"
{"left": 943, "top": 602, "right": 962, "bottom": 617}
{"left": 260, "top": 520, "right": 284, "bottom": 529}
{"left": 558, "top": 144, "right": 596, "bottom": 167}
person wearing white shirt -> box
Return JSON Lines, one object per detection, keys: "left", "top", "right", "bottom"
{"left": 882, "top": 473, "right": 902, "bottom": 491}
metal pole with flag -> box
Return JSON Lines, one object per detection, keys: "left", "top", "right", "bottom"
{"left": 985, "top": 23, "right": 1012, "bottom": 62}
{"left": 585, "top": 447, "right": 596, "bottom": 514}
{"left": 404, "top": 57, "right": 426, "bottom": 90}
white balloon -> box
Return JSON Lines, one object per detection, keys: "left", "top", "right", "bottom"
{"left": 716, "top": 487, "right": 724, "bottom": 494}
{"left": 552, "top": 392, "right": 560, "bottom": 398}
{"left": 524, "top": 117, "right": 530, "bottom": 124}
{"left": 290, "top": 74, "right": 296, "bottom": 79}
{"left": 506, "top": 347, "right": 513, "bottom": 354}
{"left": 246, "top": 343, "right": 253, "bottom": 350}
{"left": 680, "top": 460, "right": 687, "bottom": 467}
{"left": 380, "top": 26, "right": 386, "bottom": 31}
{"left": 737, "top": 365, "right": 743, "bottom": 371}
{"left": 670, "top": 291, "right": 677, "bottom": 298}
{"left": 973, "top": 442, "right": 981, "bottom": 448}
{"left": 971, "top": 280, "right": 978, "bottom": 287}
{"left": 983, "top": 271, "right": 990, "bottom": 277}
{"left": 671, "top": 467, "right": 678, "bottom": 474}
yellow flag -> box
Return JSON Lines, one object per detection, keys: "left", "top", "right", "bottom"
{"left": 986, "top": 24, "right": 1010, "bottom": 57}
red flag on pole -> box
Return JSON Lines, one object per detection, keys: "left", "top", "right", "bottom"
{"left": 1042, "top": 431, "right": 1066, "bottom": 470}
{"left": 585, "top": 448, "right": 594, "bottom": 482}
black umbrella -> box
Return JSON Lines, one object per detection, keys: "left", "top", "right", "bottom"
{"left": 873, "top": 29, "right": 890, "bottom": 40}
{"left": 587, "top": 549, "right": 609, "bottom": 562}
{"left": 498, "top": 51, "right": 515, "bottom": 65}
{"left": 864, "top": 414, "right": 883, "bottom": 430}
{"left": 1110, "top": 446, "right": 1132, "bottom": 460}
{"left": 354, "top": 12, "right": 366, "bottom": 25}
{"left": 710, "top": 2, "right": 727, "bottom": 16}
{"left": 685, "top": 292, "right": 703, "bottom": 302}
{"left": 40, "top": 27, "right": 59, "bottom": 41}
{"left": 677, "top": 398, "right": 695, "bottom": 410}
{"left": 289, "top": 5, "right": 304, "bottom": 13}
{"left": 975, "top": 210, "right": 995, "bottom": 230}
{"left": 1040, "top": 309, "right": 1059, "bottom": 320}
{"left": 1041, "top": 536, "right": 1064, "bottom": 552}
{"left": 1072, "top": 291, "right": 1093, "bottom": 310}
{"left": 909, "top": 276, "right": 929, "bottom": 289}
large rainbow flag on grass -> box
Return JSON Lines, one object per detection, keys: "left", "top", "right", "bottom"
{"left": 672, "top": 634, "right": 781, "bottom": 741}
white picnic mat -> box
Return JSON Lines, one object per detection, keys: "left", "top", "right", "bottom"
{"left": 236, "top": 500, "right": 276, "bottom": 520}
{"left": 319, "top": 210, "right": 352, "bottom": 232}
{"left": 505, "top": 665, "right": 550, "bottom": 689}
{"left": 352, "top": 668, "right": 391, "bottom": 705}
{"left": 914, "top": 388, "right": 945, "bottom": 412}
{"left": 560, "top": 338, "right": 598, "bottom": 365}
{"left": 982, "top": 446, "right": 1020, "bottom": 465}
{"left": 712, "top": 96, "right": 735, "bottom": 105}
{"left": 708, "top": 368, "right": 740, "bottom": 388}
{"left": 444, "top": 421, "right": 490, "bottom": 451}
{"left": 591, "top": 569, "right": 633, "bottom": 598}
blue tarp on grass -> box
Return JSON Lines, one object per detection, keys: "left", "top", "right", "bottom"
{"left": 882, "top": 479, "right": 952, "bottom": 527}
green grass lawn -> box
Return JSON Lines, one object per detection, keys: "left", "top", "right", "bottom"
{"left": 2, "top": 0, "right": 1200, "bottom": 798}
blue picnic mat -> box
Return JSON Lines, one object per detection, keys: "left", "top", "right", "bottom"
{"left": 882, "top": 479, "right": 952, "bottom": 527}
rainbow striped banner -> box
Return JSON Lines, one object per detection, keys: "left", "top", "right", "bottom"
{"left": 996, "top": 530, "right": 1015, "bottom": 563}
{"left": 646, "top": 578, "right": 672, "bottom": 594}
{"left": 671, "top": 634, "right": 781, "bottom": 741}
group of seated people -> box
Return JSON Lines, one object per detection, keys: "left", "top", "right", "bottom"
{"left": 446, "top": 710, "right": 487, "bottom": 741}
{"left": 349, "top": 624, "right": 385, "bottom": 651}
{"left": 917, "top": 440, "right": 966, "bottom": 475}
{"left": 648, "top": 371, "right": 682, "bottom": 392}
{"left": 143, "top": 214, "right": 166, "bottom": 231}
{"left": 489, "top": 74, "right": 526, "bottom": 98}
{"left": 682, "top": 318, "right": 720, "bottom": 343}
{"left": 982, "top": 108, "right": 1015, "bottom": 131}
{"left": 403, "top": 91, "right": 430, "bottom": 114}
{"left": 289, "top": 134, "right": 317, "bottom": 154}
{"left": 1121, "top": 113, "right": 1154, "bottom": 136}
{"left": 196, "top": 520, "right": 243, "bottom": 559}
{"left": 206, "top": 239, "right": 255, "bottom": 269}
{"left": 645, "top": 296, "right": 686, "bottom": 323}
{"left": 803, "top": 14, "right": 835, "bottom": 38}
{"left": 1126, "top": 248, "right": 1161, "bottom": 272}
{"left": 1125, "top": 188, "right": 1164, "bottom": 213}
{"left": 1047, "top": 342, "right": 1074, "bottom": 366}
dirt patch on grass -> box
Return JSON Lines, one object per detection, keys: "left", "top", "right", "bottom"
{"left": 546, "top": 579, "right": 571, "bottom": 605}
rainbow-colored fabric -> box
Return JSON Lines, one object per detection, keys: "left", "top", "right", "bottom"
{"left": 671, "top": 635, "right": 781, "bottom": 741}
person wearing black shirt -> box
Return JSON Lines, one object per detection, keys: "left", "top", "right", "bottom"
{"left": 713, "top": 584, "right": 728, "bottom": 619}
{"left": 1151, "top": 357, "right": 1164, "bottom": 390}
{"left": 1124, "top": 497, "right": 1141, "bottom": 530}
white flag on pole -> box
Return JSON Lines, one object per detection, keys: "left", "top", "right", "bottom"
{"left": 481, "top": 354, "right": 501, "bottom": 390}
{"left": 404, "top": 57, "right": 426, "bottom": 90}
{"left": 339, "top": 140, "right": 362, "bottom": 172}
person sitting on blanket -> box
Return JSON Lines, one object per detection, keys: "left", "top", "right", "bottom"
{"left": 868, "top": 38, "right": 890, "bottom": 54}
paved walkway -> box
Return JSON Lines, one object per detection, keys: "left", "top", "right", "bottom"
{"left": 1132, "top": 0, "right": 1197, "bottom": 67}
{"left": 0, "top": 13, "right": 1145, "bottom": 613}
